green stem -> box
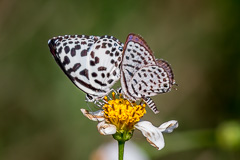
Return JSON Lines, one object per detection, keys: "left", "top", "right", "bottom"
{"left": 118, "top": 140, "right": 125, "bottom": 160}
{"left": 113, "top": 130, "right": 133, "bottom": 160}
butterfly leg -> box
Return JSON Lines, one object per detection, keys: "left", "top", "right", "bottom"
{"left": 107, "top": 88, "right": 119, "bottom": 97}
{"left": 85, "top": 100, "right": 96, "bottom": 113}
{"left": 107, "top": 95, "right": 112, "bottom": 100}
{"left": 94, "top": 100, "right": 104, "bottom": 108}
{"left": 85, "top": 101, "right": 103, "bottom": 123}
{"left": 139, "top": 99, "right": 144, "bottom": 105}
{"left": 172, "top": 83, "right": 178, "bottom": 91}
{"left": 107, "top": 88, "right": 121, "bottom": 100}
{"left": 85, "top": 94, "right": 104, "bottom": 108}
{"left": 143, "top": 97, "right": 159, "bottom": 114}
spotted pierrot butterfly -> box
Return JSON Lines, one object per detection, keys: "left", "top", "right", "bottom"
{"left": 120, "top": 33, "right": 175, "bottom": 114}
{"left": 48, "top": 35, "right": 124, "bottom": 102}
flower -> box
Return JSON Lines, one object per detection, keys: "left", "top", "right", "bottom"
{"left": 80, "top": 92, "right": 178, "bottom": 150}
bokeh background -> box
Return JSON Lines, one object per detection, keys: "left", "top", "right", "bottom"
{"left": 1, "top": 0, "right": 240, "bottom": 159}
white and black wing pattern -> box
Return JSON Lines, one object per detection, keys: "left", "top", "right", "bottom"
{"left": 130, "top": 60, "right": 175, "bottom": 97}
{"left": 120, "top": 33, "right": 156, "bottom": 100}
{"left": 128, "top": 61, "right": 175, "bottom": 113}
{"left": 155, "top": 59, "right": 175, "bottom": 88}
{"left": 120, "top": 33, "right": 175, "bottom": 114}
{"left": 48, "top": 35, "right": 124, "bottom": 101}
{"left": 87, "top": 36, "right": 123, "bottom": 95}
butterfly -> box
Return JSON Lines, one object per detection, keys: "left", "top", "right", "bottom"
{"left": 48, "top": 35, "right": 124, "bottom": 102}
{"left": 120, "top": 33, "right": 175, "bottom": 114}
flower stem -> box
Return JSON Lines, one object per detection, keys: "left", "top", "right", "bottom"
{"left": 118, "top": 140, "right": 125, "bottom": 160}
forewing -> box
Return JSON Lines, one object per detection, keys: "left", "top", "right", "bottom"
{"left": 48, "top": 35, "right": 106, "bottom": 96}
{"left": 121, "top": 33, "right": 157, "bottom": 99}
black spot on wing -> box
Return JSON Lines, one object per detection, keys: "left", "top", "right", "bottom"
{"left": 126, "top": 69, "right": 134, "bottom": 77}
{"left": 81, "top": 49, "right": 88, "bottom": 57}
{"left": 112, "top": 48, "right": 116, "bottom": 52}
{"left": 80, "top": 69, "right": 89, "bottom": 80}
{"left": 90, "top": 51, "right": 95, "bottom": 58}
{"left": 141, "top": 80, "right": 147, "bottom": 86}
{"left": 133, "top": 79, "right": 137, "bottom": 84}
{"left": 75, "top": 45, "right": 81, "bottom": 50}
{"left": 131, "top": 84, "right": 138, "bottom": 96}
{"left": 94, "top": 79, "right": 107, "bottom": 86}
{"left": 132, "top": 60, "right": 142, "bottom": 64}
{"left": 108, "top": 79, "right": 114, "bottom": 84}
{"left": 57, "top": 47, "right": 63, "bottom": 55}
{"left": 105, "top": 50, "right": 110, "bottom": 54}
{"left": 123, "top": 64, "right": 134, "bottom": 68}
{"left": 98, "top": 66, "right": 107, "bottom": 71}
{"left": 90, "top": 60, "right": 95, "bottom": 66}
{"left": 101, "top": 73, "right": 105, "bottom": 78}
{"left": 139, "top": 84, "right": 142, "bottom": 91}
{"left": 64, "top": 46, "right": 70, "bottom": 54}
{"left": 138, "top": 73, "right": 142, "bottom": 78}
{"left": 63, "top": 56, "right": 70, "bottom": 66}
{"left": 92, "top": 72, "right": 97, "bottom": 77}
{"left": 75, "top": 77, "right": 105, "bottom": 93}
{"left": 113, "top": 70, "right": 117, "bottom": 76}
{"left": 71, "top": 48, "right": 76, "bottom": 57}
{"left": 48, "top": 39, "right": 57, "bottom": 56}
{"left": 67, "top": 63, "right": 81, "bottom": 74}
{"left": 95, "top": 57, "right": 100, "bottom": 64}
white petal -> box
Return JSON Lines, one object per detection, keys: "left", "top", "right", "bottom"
{"left": 159, "top": 120, "right": 178, "bottom": 133}
{"left": 135, "top": 121, "right": 165, "bottom": 150}
{"left": 80, "top": 109, "right": 105, "bottom": 121}
{"left": 97, "top": 121, "right": 117, "bottom": 135}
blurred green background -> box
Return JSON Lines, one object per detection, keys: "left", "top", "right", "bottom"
{"left": 0, "top": 0, "right": 240, "bottom": 159}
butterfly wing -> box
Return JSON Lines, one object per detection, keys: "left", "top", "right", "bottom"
{"left": 156, "top": 59, "right": 175, "bottom": 88}
{"left": 129, "top": 64, "right": 173, "bottom": 97}
{"left": 48, "top": 35, "right": 123, "bottom": 100}
{"left": 86, "top": 35, "right": 124, "bottom": 97}
{"left": 120, "top": 33, "right": 157, "bottom": 100}
{"left": 129, "top": 60, "right": 175, "bottom": 114}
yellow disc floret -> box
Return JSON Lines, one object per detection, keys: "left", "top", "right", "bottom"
{"left": 103, "top": 92, "right": 146, "bottom": 132}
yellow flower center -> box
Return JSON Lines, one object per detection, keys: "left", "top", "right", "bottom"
{"left": 103, "top": 92, "right": 146, "bottom": 132}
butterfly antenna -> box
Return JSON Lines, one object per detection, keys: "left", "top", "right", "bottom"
{"left": 93, "top": 100, "right": 105, "bottom": 123}
{"left": 173, "top": 83, "right": 178, "bottom": 90}
{"left": 94, "top": 100, "right": 103, "bottom": 108}
{"left": 86, "top": 100, "right": 94, "bottom": 113}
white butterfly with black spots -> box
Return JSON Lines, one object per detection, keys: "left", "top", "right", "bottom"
{"left": 48, "top": 35, "right": 124, "bottom": 102}
{"left": 120, "top": 33, "right": 175, "bottom": 114}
